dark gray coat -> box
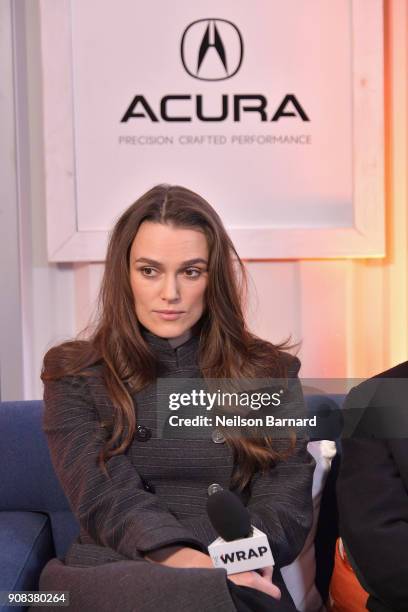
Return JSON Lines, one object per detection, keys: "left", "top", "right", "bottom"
{"left": 37, "top": 329, "right": 315, "bottom": 611}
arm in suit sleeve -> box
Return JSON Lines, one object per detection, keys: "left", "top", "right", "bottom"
{"left": 180, "top": 356, "right": 316, "bottom": 567}
{"left": 337, "top": 388, "right": 408, "bottom": 611}
{"left": 43, "top": 375, "right": 206, "bottom": 558}
{"left": 243, "top": 438, "right": 315, "bottom": 568}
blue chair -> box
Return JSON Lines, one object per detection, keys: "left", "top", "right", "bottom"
{"left": 0, "top": 402, "right": 79, "bottom": 612}
{"left": 0, "top": 396, "right": 344, "bottom": 611}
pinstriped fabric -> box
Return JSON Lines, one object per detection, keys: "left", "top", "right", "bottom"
{"left": 43, "top": 372, "right": 210, "bottom": 562}
{"left": 36, "top": 557, "right": 238, "bottom": 612}
{"left": 39, "top": 327, "right": 315, "bottom": 611}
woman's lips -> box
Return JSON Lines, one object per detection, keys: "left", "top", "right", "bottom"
{"left": 154, "top": 311, "right": 185, "bottom": 321}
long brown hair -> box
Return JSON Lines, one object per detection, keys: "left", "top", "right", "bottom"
{"left": 42, "top": 184, "right": 297, "bottom": 490}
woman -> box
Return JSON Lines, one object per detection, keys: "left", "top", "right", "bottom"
{"left": 35, "top": 185, "right": 315, "bottom": 612}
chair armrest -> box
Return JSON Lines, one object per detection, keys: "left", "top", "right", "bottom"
{"left": 0, "top": 511, "right": 55, "bottom": 612}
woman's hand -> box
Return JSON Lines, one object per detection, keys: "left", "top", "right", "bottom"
{"left": 145, "top": 548, "right": 281, "bottom": 600}
{"left": 228, "top": 566, "right": 281, "bottom": 600}
{"left": 144, "top": 546, "right": 214, "bottom": 569}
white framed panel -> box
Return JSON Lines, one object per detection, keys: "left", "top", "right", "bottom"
{"left": 40, "top": 0, "right": 384, "bottom": 262}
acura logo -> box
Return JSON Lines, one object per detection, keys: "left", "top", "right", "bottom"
{"left": 181, "top": 18, "right": 244, "bottom": 81}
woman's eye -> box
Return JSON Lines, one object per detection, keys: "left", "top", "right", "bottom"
{"left": 184, "top": 268, "right": 201, "bottom": 278}
{"left": 141, "top": 267, "right": 157, "bottom": 277}
{"left": 139, "top": 267, "right": 201, "bottom": 278}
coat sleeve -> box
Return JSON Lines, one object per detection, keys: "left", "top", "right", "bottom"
{"left": 243, "top": 438, "right": 315, "bottom": 567}
{"left": 337, "top": 386, "right": 408, "bottom": 611}
{"left": 180, "top": 440, "right": 315, "bottom": 567}
{"left": 43, "top": 374, "right": 207, "bottom": 558}
{"left": 180, "top": 356, "right": 316, "bottom": 568}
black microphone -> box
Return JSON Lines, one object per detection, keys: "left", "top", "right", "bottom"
{"left": 207, "top": 489, "right": 252, "bottom": 541}
{"left": 206, "top": 489, "right": 274, "bottom": 574}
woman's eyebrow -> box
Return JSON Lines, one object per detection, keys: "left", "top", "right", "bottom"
{"left": 134, "top": 257, "right": 208, "bottom": 267}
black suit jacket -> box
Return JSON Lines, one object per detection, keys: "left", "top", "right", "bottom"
{"left": 41, "top": 330, "right": 315, "bottom": 612}
{"left": 337, "top": 361, "right": 408, "bottom": 612}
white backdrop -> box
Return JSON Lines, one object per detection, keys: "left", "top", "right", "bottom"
{"left": 4, "top": 0, "right": 408, "bottom": 402}
{"left": 40, "top": 0, "right": 384, "bottom": 260}
{"left": 71, "top": 0, "right": 352, "bottom": 230}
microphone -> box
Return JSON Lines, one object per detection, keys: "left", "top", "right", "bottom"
{"left": 207, "top": 489, "right": 274, "bottom": 575}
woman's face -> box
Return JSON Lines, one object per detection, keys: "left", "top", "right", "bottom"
{"left": 129, "top": 221, "right": 209, "bottom": 338}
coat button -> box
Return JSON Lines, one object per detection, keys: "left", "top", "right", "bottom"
{"left": 211, "top": 428, "right": 226, "bottom": 444}
{"left": 142, "top": 479, "right": 155, "bottom": 493}
{"left": 207, "top": 483, "right": 223, "bottom": 496}
{"left": 136, "top": 425, "right": 152, "bottom": 442}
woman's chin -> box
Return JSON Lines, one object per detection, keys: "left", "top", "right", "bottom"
{"left": 149, "top": 319, "right": 189, "bottom": 338}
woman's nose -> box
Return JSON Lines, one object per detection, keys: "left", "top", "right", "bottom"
{"left": 160, "top": 275, "right": 180, "bottom": 301}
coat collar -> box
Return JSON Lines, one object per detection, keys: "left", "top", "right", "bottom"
{"left": 140, "top": 320, "right": 202, "bottom": 369}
